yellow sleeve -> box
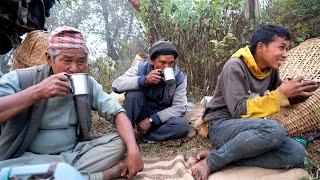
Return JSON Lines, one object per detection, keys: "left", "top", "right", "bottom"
{"left": 241, "top": 88, "right": 289, "bottom": 118}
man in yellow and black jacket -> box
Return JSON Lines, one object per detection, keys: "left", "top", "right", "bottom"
{"left": 191, "top": 25, "right": 319, "bottom": 179}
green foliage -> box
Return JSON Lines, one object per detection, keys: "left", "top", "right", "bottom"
{"left": 139, "top": 0, "right": 251, "bottom": 99}
{"left": 261, "top": 0, "right": 320, "bottom": 45}
{"left": 138, "top": 0, "right": 320, "bottom": 100}
{"left": 87, "top": 57, "right": 118, "bottom": 92}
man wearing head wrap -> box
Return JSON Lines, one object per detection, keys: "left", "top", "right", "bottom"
{"left": 112, "top": 39, "right": 189, "bottom": 142}
{"left": 0, "top": 26, "right": 143, "bottom": 180}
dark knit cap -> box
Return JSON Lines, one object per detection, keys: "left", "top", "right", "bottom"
{"left": 148, "top": 40, "right": 178, "bottom": 60}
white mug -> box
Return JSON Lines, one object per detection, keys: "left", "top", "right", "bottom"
{"left": 163, "top": 67, "right": 175, "bottom": 84}
{"left": 66, "top": 73, "right": 89, "bottom": 96}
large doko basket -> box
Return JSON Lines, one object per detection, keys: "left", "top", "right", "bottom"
{"left": 270, "top": 38, "right": 320, "bottom": 136}
{"left": 12, "top": 30, "right": 49, "bottom": 69}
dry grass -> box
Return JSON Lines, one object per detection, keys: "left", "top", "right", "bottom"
{"left": 90, "top": 112, "right": 211, "bottom": 158}
{"left": 139, "top": 135, "right": 211, "bottom": 158}
{"left": 90, "top": 111, "right": 116, "bottom": 137}
{"left": 90, "top": 112, "right": 320, "bottom": 178}
{"left": 305, "top": 140, "right": 320, "bottom": 179}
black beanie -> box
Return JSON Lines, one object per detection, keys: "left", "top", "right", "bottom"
{"left": 148, "top": 40, "right": 178, "bottom": 60}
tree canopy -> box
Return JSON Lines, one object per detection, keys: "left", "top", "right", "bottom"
{"left": 1, "top": 0, "right": 318, "bottom": 98}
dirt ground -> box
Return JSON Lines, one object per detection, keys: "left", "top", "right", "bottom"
{"left": 307, "top": 140, "right": 320, "bottom": 163}
{"left": 305, "top": 140, "right": 320, "bottom": 178}
{"left": 90, "top": 112, "right": 320, "bottom": 178}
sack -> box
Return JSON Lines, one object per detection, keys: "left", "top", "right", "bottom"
{"left": 185, "top": 97, "right": 213, "bottom": 138}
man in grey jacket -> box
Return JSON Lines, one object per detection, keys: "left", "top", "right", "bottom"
{"left": 112, "top": 40, "right": 189, "bottom": 141}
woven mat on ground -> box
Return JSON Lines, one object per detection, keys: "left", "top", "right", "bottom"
{"left": 134, "top": 154, "right": 309, "bottom": 180}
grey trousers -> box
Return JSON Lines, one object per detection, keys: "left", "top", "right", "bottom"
{"left": 0, "top": 133, "right": 126, "bottom": 180}
{"left": 206, "top": 118, "right": 306, "bottom": 172}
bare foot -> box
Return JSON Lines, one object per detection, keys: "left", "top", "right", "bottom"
{"left": 196, "top": 149, "right": 210, "bottom": 162}
{"left": 191, "top": 158, "right": 211, "bottom": 180}
{"left": 103, "top": 162, "right": 124, "bottom": 180}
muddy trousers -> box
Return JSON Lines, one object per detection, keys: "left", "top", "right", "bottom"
{"left": 207, "top": 118, "right": 305, "bottom": 172}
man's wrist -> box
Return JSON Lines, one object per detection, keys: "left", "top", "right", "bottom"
{"left": 149, "top": 117, "right": 153, "bottom": 124}
{"left": 138, "top": 75, "right": 147, "bottom": 87}
{"left": 150, "top": 114, "right": 162, "bottom": 127}
{"left": 31, "top": 83, "right": 46, "bottom": 100}
{"left": 127, "top": 144, "right": 140, "bottom": 156}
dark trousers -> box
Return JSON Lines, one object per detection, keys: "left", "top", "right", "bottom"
{"left": 123, "top": 90, "right": 189, "bottom": 141}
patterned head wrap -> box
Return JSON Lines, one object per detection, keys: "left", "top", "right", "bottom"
{"left": 48, "top": 26, "right": 88, "bottom": 54}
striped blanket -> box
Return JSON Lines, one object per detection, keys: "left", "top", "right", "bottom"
{"left": 135, "top": 154, "right": 309, "bottom": 180}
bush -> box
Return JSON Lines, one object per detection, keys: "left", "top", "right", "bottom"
{"left": 138, "top": 0, "right": 320, "bottom": 100}
{"left": 139, "top": 0, "right": 251, "bottom": 99}
{"left": 87, "top": 57, "right": 118, "bottom": 92}
{"left": 261, "top": 0, "right": 320, "bottom": 45}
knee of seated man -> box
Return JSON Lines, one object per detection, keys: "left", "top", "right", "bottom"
{"left": 99, "top": 134, "right": 126, "bottom": 160}
{"left": 293, "top": 144, "right": 306, "bottom": 165}
{"left": 174, "top": 118, "right": 190, "bottom": 137}
{"left": 262, "top": 120, "right": 287, "bottom": 145}
{"left": 114, "top": 136, "right": 126, "bottom": 157}
{"left": 125, "top": 90, "right": 145, "bottom": 101}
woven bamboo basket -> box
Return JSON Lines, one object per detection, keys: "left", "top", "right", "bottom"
{"left": 12, "top": 30, "right": 49, "bottom": 69}
{"left": 270, "top": 38, "right": 320, "bottom": 136}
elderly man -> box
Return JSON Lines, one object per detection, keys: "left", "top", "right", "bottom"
{"left": 112, "top": 40, "right": 189, "bottom": 142}
{"left": 0, "top": 26, "right": 143, "bottom": 180}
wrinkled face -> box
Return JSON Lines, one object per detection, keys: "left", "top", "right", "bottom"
{"left": 47, "top": 49, "right": 88, "bottom": 74}
{"left": 150, "top": 54, "right": 175, "bottom": 70}
{"left": 258, "top": 36, "right": 290, "bottom": 70}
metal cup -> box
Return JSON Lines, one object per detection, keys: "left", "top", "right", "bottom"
{"left": 163, "top": 67, "right": 175, "bottom": 84}
{"left": 67, "top": 73, "right": 89, "bottom": 96}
